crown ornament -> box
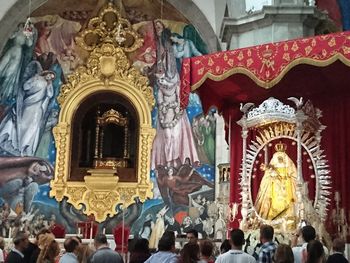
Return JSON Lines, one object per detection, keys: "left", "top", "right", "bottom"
{"left": 75, "top": 2, "right": 143, "bottom": 53}
{"left": 275, "top": 141, "right": 287, "bottom": 152}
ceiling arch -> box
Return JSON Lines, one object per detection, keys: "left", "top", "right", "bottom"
{"left": 0, "top": 0, "right": 220, "bottom": 53}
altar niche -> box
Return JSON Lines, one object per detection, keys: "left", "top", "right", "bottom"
{"left": 70, "top": 92, "right": 138, "bottom": 182}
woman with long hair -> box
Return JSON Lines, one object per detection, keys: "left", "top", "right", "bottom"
{"left": 305, "top": 240, "right": 325, "bottom": 263}
{"left": 130, "top": 238, "right": 151, "bottom": 263}
{"left": 179, "top": 242, "right": 200, "bottom": 263}
{"left": 37, "top": 239, "right": 60, "bottom": 263}
{"left": 76, "top": 244, "right": 94, "bottom": 263}
{"left": 274, "top": 244, "right": 294, "bottom": 263}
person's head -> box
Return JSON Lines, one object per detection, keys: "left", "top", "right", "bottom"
{"left": 230, "top": 229, "right": 245, "bottom": 249}
{"left": 64, "top": 237, "right": 80, "bottom": 253}
{"left": 74, "top": 236, "right": 82, "bottom": 244}
{"left": 36, "top": 228, "right": 52, "bottom": 241}
{"left": 301, "top": 225, "right": 316, "bottom": 243}
{"left": 41, "top": 70, "right": 56, "bottom": 81}
{"left": 220, "top": 239, "right": 231, "bottom": 253}
{"left": 77, "top": 244, "right": 94, "bottom": 263}
{"left": 305, "top": 240, "right": 324, "bottom": 263}
{"left": 183, "top": 216, "right": 192, "bottom": 227}
{"left": 167, "top": 167, "right": 174, "bottom": 177}
{"left": 45, "top": 240, "right": 60, "bottom": 261}
{"left": 180, "top": 242, "right": 200, "bottom": 262}
{"left": 158, "top": 231, "right": 175, "bottom": 252}
{"left": 154, "top": 20, "right": 165, "bottom": 36}
{"left": 199, "top": 239, "right": 214, "bottom": 259}
{"left": 37, "top": 239, "right": 60, "bottom": 263}
{"left": 260, "top": 225, "right": 274, "bottom": 243}
{"left": 132, "top": 238, "right": 150, "bottom": 254}
{"left": 13, "top": 231, "right": 29, "bottom": 252}
{"left": 94, "top": 233, "right": 108, "bottom": 249}
{"left": 186, "top": 229, "right": 198, "bottom": 244}
{"left": 170, "top": 33, "right": 184, "bottom": 44}
{"left": 274, "top": 244, "right": 294, "bottom": 263}
{"left": 332, "top": 238, "right": 345, "bottom": 253}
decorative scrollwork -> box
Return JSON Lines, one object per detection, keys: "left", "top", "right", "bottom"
{"left": 50, "top": 2, "right": 155, "bottom": 222}
{"left": 75, "top": 2, "right": 143, "bottom": 53}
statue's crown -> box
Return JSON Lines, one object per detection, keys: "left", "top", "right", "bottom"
{"left": 275, "top": 141, "right": 287, "bottom": 152}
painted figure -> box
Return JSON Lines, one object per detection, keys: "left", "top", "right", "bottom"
{"left": 254, "top": 142, "right": 297, "bottom": 220}
{"left": 0, "top": 157, "right": 53, "bottom": 214}
{"left": 149, "top": 206, "right": 168, "bottom": 249}
{"left": 0, "top": 61, "right": 55, "bottom": 156}
{"left": 151, "top": 20, "right": 199, "bottom": 169}
{"left": 156, "top": 164, "right": 214, "bottom": 207}
{"left": 0, "top": 23, "right": 36, "bottom": 105}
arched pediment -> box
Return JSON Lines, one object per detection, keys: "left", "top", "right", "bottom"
{"left": 49, "top": 3, "right": 155, "bottom": 222}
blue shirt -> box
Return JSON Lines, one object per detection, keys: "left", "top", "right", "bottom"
{"left": 258, "top": 241, "right": 277, "bottom": 263}
{"left": 59, "top": 252, "right": 78, "bottom": 263}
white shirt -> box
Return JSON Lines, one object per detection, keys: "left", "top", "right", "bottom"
{"left": 293, "top": 242, "right": 329, "bottom": 263}
{"left": 216, "top": 249, "right": 256, "bottom": 263}
{"left": 0, "top": 248, "right": 4, "bottom": 263}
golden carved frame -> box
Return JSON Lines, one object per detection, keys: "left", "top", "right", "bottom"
{"left": 50, "top": 3, "right": 156, "bottom": 222}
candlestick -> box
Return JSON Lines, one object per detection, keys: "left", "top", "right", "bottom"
{"left": 90, "top": 222, "right": 93, "bottom": 243}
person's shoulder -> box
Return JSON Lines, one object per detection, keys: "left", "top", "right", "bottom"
{"left": 326, "top": 253, "right": 349, "bottom": 263}
{"left": 242, "top": 252, "right": 256, "bottom": 261}
{"left": 292, "top": 245, "right": 303, "bottom": 253}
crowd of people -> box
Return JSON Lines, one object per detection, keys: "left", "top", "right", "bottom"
{"left": 0, "top": 224, "right": 348, "bottom": 263}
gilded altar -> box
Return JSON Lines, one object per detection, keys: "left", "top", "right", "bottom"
{"left": 49, "top": 3, "right": 156, "bottom": 222}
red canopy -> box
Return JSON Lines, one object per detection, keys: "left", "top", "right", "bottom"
{"left": 180, "top": 31, "right": 350, "bottom": 237}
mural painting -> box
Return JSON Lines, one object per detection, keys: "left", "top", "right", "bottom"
{"left": 0, "top": 0, "right": 218, "bottom": 242}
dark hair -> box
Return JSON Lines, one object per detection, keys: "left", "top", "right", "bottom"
{"left": 301, "top": 225, "right": 316, "bottom": 243}
{"left": 132, "top": 238, "right": 150, "bottom": 253}
{"left": 220, "top": 239, "right": 231, "bottom": 253}
{"left": 94, "top": 233, "right": 108, "bottom": 245}
{"left": 75, "top": 236, "right": 82, "bottom": 243}
{"left": 274, "top": 244, "right": 294, "bottom": 263}
{"left": 180, "top": 242, "right": 200, "bottom": 263}
{"left": 306, "top": 240, "right": 324, "bottom": 263}
{"left": 186, "top": 229, "right": 198, "bottom": 238}
{"left": 64, "top": 237, "right": 80, "bottom": 253}
{"left": 13, "top": 231, "right": 28, "bottom": 245}
{"left": 230, "top": 229, "right": 245, "bottom": 247}
{"left": 200, "top": 239, "right": 214, "bottom": 258}
{"left": 332, "top": 238, "right": 345, "bottom": 253}
{"left": 158, "top": 231, "right": 175, "bottom": 251}
{"left": 260, "top": 225, "right": 274, "bottom": 241}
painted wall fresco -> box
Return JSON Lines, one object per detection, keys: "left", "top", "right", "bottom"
{"left": 0, "top": 2, "right": 218, "bottom": 241}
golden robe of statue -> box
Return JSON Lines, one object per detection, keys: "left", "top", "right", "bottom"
{"left": 254, "top": 142, "right": 297, "bottom": 221}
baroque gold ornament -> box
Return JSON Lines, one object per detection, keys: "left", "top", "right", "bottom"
{"left": 50, "top": 2, "right": 155, "bottom": 222}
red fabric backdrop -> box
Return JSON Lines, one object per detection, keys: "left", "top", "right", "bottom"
{"left": 180, "top": 31, "right": 350, "bottom": 239}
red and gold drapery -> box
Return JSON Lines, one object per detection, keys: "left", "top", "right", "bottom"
{"left": 180, "top": 31, "right": 350, "bottom": 108}
{"left": 180, "top": 31, "right": 350, "bottom": 238}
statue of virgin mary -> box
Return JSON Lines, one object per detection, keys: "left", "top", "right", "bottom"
{"left": 254, "top": 142, "right": 297, "bottom": 221}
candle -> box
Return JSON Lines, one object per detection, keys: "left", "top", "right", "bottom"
{"left": 89, "top": 222, "right": 93, "bottom": 243}
{"left": 103, "top": 228, "right": 106, "bottom": 234}
{"left": 8, "top": 227, "right": 12, "bottom": 239}
{"left": 78, "top": 227, "right": 81, "bottom": 236}
{"left": 335, "top": 191, "right": 340, "bottom": 202}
